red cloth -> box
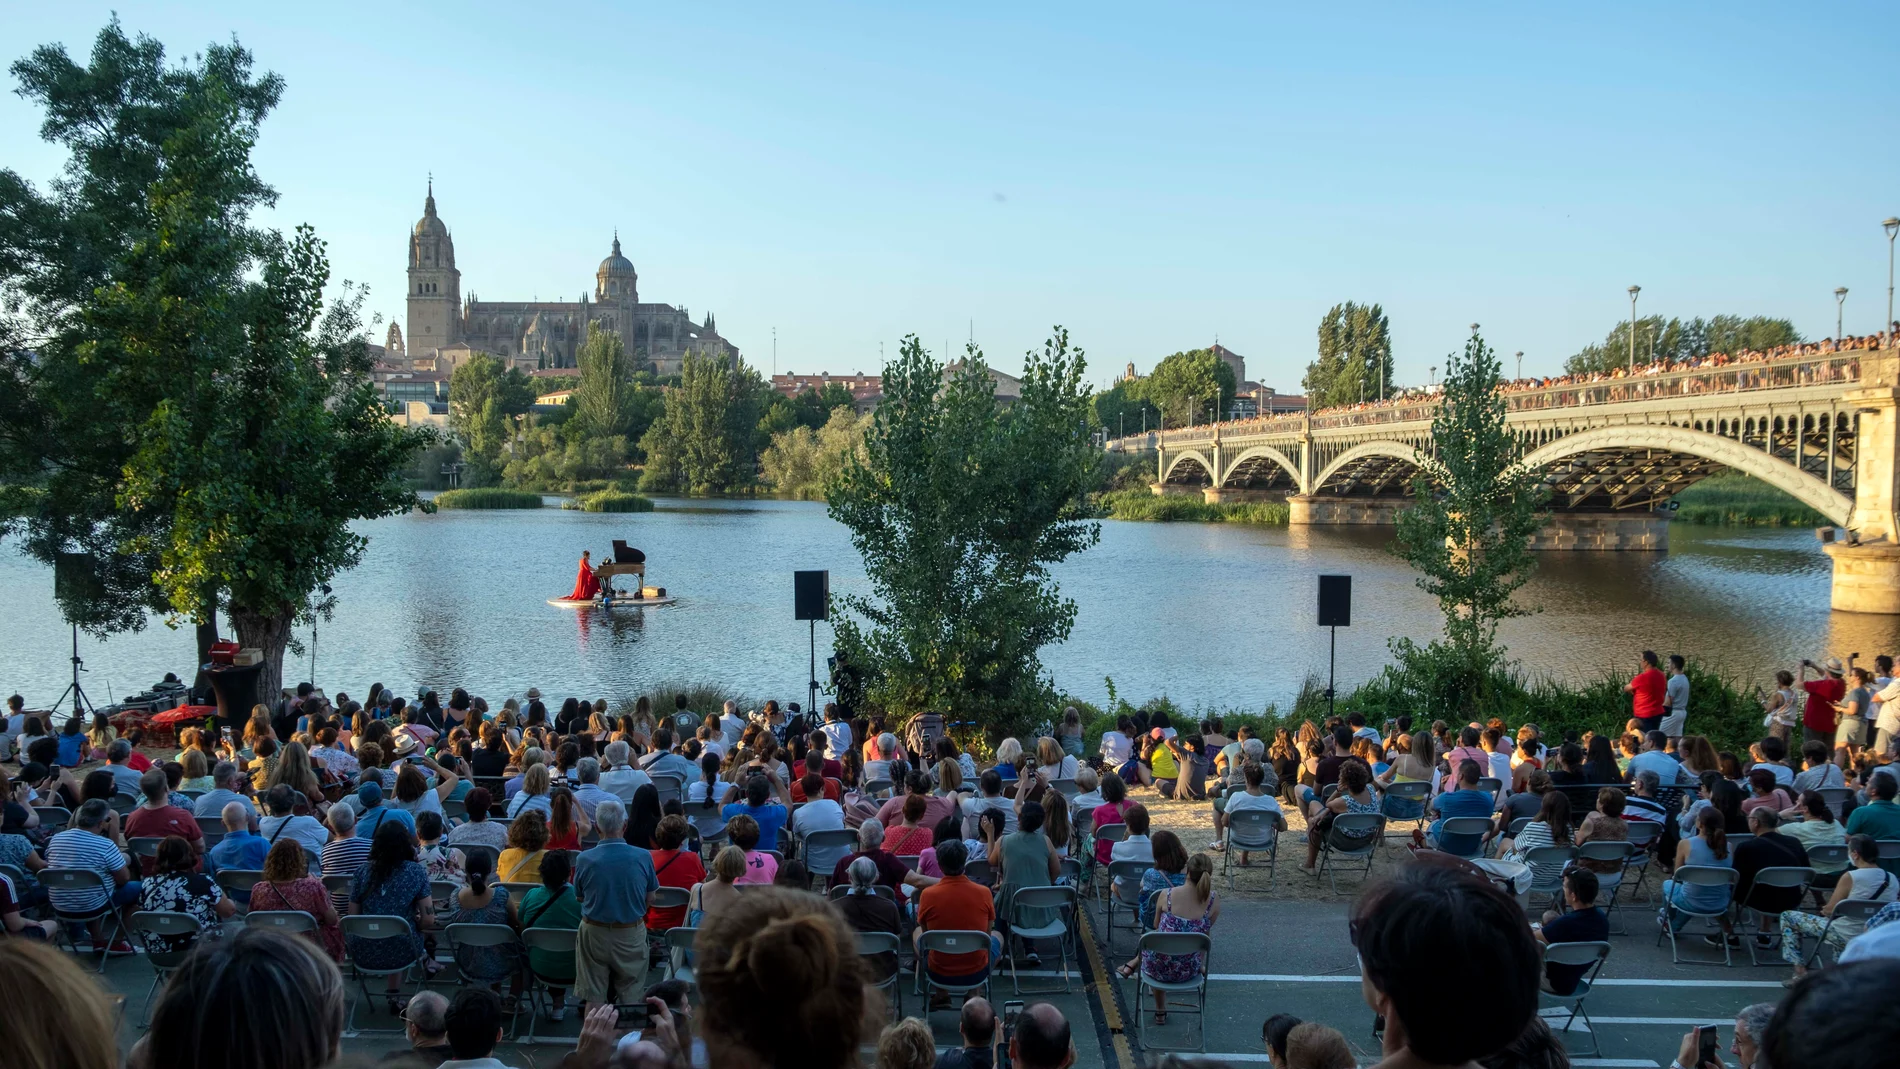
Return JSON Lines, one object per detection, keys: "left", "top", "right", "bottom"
{"left": 153, "top": 705, "right": 216, "bottom": 726}
{"left": 646, "top": 848, "right": 705, "bottom": 932}
{"left": 567, "top": 558, "right": 601, "bottom": 600}
{"left": 126, "top": 751, "right": 154, "bottom": 772}
{"left": 1803, "top": 678, "right": 1846, "bottom": 733}
{"left": 1629, "top": 668, "right": 1667, "bottom": 720}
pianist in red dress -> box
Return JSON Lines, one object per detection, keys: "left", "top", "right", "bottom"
{"left": 566, "top": 550, "right": 602, "bottom": 601}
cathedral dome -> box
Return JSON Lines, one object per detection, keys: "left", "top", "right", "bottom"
{"left": 595, "top": 234, "right": 637, "bottom": 301}
{"left": 597, "top": 235, "right": 636, "bottom": 278}
{"left": 409, "top": 180, "right": 455, "bottom": 270}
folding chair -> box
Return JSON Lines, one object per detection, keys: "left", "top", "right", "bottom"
{"left": 323, "top": 873, "right": 357, "bottom": 896}
{"left": 40, "top": 868, "right": 133, "bottom": 972}
{"left": 1315, "top": 814, "right": 1385, "bottom": 896}
{"left": 1807, "top": 845, "right": 1850, "bottom": 905}
{"left": 246, "top": 909, "right": 319, "bottom": 940}
{"left": 684, "top": 799, "right": 730, "bottom": 858}
{"left": 1817, "top": 788, "right": 1853, "bottom": 820}
{"left": 441, "top": 799, "right": 468, "bottom": 822}
{"left": 499, "top": 882, "right": 539, "bottom": 901}
{"left": 1133, "top": 931, "right": 1211, "bottom": 1053}
{"left": 1008, "top": 885, "right": 1077, "bottom": 994}
{"left": 964, "top": 859, "right": 993, "bottom": 888}
{"left": 829, "top": 883, "right": 897, "bottom": 902}
{"left": 33, "top": 806, "right": 72, "bottom": 833}
{"left": 1476, "top": 777, "right": 1504, "bottom": 799}
{"left": 1574, "top": 842, "right": 1634, "bottom": 932}
{"left": 430, "top": 880, "right": 459, "bottom": 909}
{"left": 1655, "top": 866, "right": 1738, "bottom": 965}
{"left": 1877, "top": 839, "right": 1900, "bottom": 877}
{"left": 1049, "top": 778, "right": 1080, "bottom": 800}
{"left": 1103, "top": 861, "right": 1152, "bottom": 946}
{"left": 127, "top": 911, "right": 203, "bottom": 1023}
{"left": 801, "top": 829, "right": 857, "bottom": 885}
{"left": 857, "top": 929, "right": 904, "bottom": 1016}
{"left": 340, "top": 914, "right": 426, "bottom": 1034}
{"left": 215, "top": 869, "right": 263, "bottom": 914}
{"left": 196, "top": 815, "right": 227, "bottom": 838}
{"left": 127, "top": 837, "right": 166, "bottom": 863}
{"left": 1521, "top": 846, "right": 1576, "bottom": 915}
{"left": 1432, "top": 817, "right": 1492, "bottom": 862}
{"left": 914, "top": 929, "right": 994, "bottom": 1007}
{"left": 519, "top": 926, "right": 579, "bottom": 1044}
{"left": 1622, "top": 821, "right": 1662, "bottom": 904}
{"left": 1538, "top": 941, "right": 1611, "bottom": 1057}
{"left": 1090, "top": 823, "right": 1128, "bottom": 898}
{"left": 664, "top": 926, "right": 698, "bottom": 984}
{"left": 442, "top": 923, "right": 527, "bottom": 1036}
{"left": 109, "top": 793, "right": 139, "bottom": 816}
{"left": 1221, "top": 809, "right": 1280, "bottom": 889}
{"left": 650, "top": 773, "right": 685, "bottom": 808}
{"left": 1736, "top": 867, "right": 1812, "bottom": 966}
{"left": 1379, "top": 781, "right": 1432, "bottom": 835}
{"left": 1803, "top": 899, "right": 1885, "bottom": 968}
{"left": 459, "top": 844, "right": 500, "bottom": 872}
{"left": 1507, "top": 817, "right": 1533, "bottom": 838}
{"left": 861, "top": 779, "right": 895, "bottom": 801}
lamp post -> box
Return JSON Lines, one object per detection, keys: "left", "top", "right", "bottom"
{"left": 1380, "top": 344, "right": 1388, "bottom": 401}
{"left": 1836, "top": 287, "right": 1849, "bottom": 342}
{"left": 1515, "top": 351, "right": 1523, "bottom": 381}
{"left": 1627, "top": 285, "right": 1641, "bottom": 371}
{"left": 1470, "top": 322, "right": 1480, "bottom": 336}
{"left": 1885, "top": 217, "right": 1899, "bottom": 346}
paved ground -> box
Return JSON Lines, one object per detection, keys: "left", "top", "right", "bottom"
{"left": 85, "top": 838, "right": 1784, "bottom": 1069}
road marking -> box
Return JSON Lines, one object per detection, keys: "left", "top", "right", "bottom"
{"left": 1197, "top": 972, "right": 1784, "bottom": 988}
{"left": 1193, "top": 1058, "right": 1655, "bottom": 1068}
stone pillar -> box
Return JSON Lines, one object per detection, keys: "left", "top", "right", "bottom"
{"left": 1826, "top": 542, "right": 1900, "bottom": 613}
{"left": 1829, "top": 349, "right": 1900, "bottom": 612}
{"left": 1529, "top": 512, "right": 1670, "bottom": 551}
{"left": 1287, "top": 495, "right": 1406, "bottom": 525}
{"left": 1204, "top": 487, "right": 1279, "bottom": 504}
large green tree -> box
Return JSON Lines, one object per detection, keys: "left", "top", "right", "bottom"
{"left": 1141, "top": 348, "right": 1234, "bottom": 426}
{"left": 571, "top": 328, "right": 641, "bottom": 440}
{"left": 0, "top": 22, "right": 425, "bottom": 697}
{"left": 760, "top": 406, "right": 868, "bottom": 500}
{"left": 638, "top": 349, "right": 768, "bottom": 494}
{"left": 828, "top": 330, "right": 1100, "bottom": 741}
{"left": 1091, "top": 378, "right": 1160, "bottom": 438}
{"left": 1302, "top": 301, "right": 1392, "bottom": 409}
{"left": 1391, "top": 331, "right": 1547, "bottom": 713}
{"left": 1563, "top": 314, "right": 1802, "bottom": 375}
{"left": 448, "top": 352, "right": 535, "bottom": 482}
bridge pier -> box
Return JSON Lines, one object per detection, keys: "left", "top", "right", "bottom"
{"left": 1287, "top": 495, "right": 1406, "bottom": 525}
{"left": 1528, "top": 512, "right": 1669, "bottom": 551}
{"left": 1202, "top": 486, "right": 1279, "bottom": 504}
{"left": 1825, "top": 542, "right": 1900, "bottom": 614}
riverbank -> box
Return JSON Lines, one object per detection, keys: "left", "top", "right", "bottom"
{"left": 1668, "top": 473, "right": 1828, "bottom": 527}
{"left": 1096, "top": 488, "right": 1289, "bottom": 524}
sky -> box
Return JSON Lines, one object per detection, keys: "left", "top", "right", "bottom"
{"left": 3, "top": 2, "right": 1896, "bottom": 392}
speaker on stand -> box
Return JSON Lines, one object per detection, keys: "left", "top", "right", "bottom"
{"left": 794, "top": 571, "right": 830, "bottom": 715}
{"left": 1317, "top": 575, "right": 1352, "bottom": 718}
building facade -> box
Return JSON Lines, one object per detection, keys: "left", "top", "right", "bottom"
{"left": 402, "top": 183, "right": 738, "bottom": 378}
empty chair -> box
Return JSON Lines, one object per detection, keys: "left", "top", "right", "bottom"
{"left": 1008, "top": 885, "right": 1078, "bottom": 994}
{"left": 214, "top": 869, "right": 264, "bottom": 914}
{"left": 1315, "top": 813, "right": 1386, "bottom": 896}
{"left": 340, "top": 914, "right": 428, "bottom": 1033}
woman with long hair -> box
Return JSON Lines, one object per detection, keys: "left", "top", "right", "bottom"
{"left": 1502, "top": 790, "right": 1573, "bottom": 888}
{"left": 243, "top": 705, "right": 275, "bottom": 753}
{"left": 1582, "top": 733, "right": 1622, "bottom": 784}
{"left": 86, "top": 712, "right": 117, "bottom": 761}
{"left": 626, "top": 783, "right": 663, "bottom": 850}
{"left": 1043, "top": 789, "right": 1073, "bottom": 859}
{"left": 546, "top": 788, "right": 590, "bottom": 851}
{"left": 690, "top": 752, "right": 725, "bottom": 804}
{"left": 267, "top": 740, "right": 325, "bottom": 811}
{"left": 1661, "top": 806, "right": 1735, "bottom": 934}
{"left": 1132, "top": 851, "right": 1218, "bottom": 1025}
{"left": 444, "top": 846, "right": 522, "bottom": 998}
{"left": 347, "top": 819, "right": 435, "bottom": 1009}
{"left": 1677, "top": 735, "right": 1721, "bottom": 778}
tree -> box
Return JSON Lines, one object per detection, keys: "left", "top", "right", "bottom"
{"left": 1390, "top": 331, "right": 1547, "bottom": 713}
{"left": 1141, "top": 348, "right": 1234, "bottom": 426}
{"left": 571, "top": 329, "right": 639, "bottom": 439}
{"left": 792, "top": 382, "right": 859, "bottom": 430}
{"left": 1302, "top": 301, "right": 1392, "bottom": 409}
{"left": 760, "top": 406, "right": 868, "bottom": 500}
{"left": 0, "top": 21, "right": 426, "bottom": 698}
{"left": 1563, "top": 315, "right": 1801, "bottom": 375}
{"left": 448, "top": 352, "right": 534, "bottom": 482}
{"left": 828, "top": 330, "right": 1100, "bottom": 741}
{"left": 638, "top": 349, "right": 768, "bottom": 494}
{"left": 1091, "top": 378, "right": 1160, "bottom": 438}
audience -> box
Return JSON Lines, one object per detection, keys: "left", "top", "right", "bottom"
{"left": 135, "top": 928, "right": 343, "bottom": 1069}
{"left": 0, "top": 938, "right": 121, "bottom": 1069}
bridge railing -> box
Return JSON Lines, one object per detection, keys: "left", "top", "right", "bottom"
{"left": 1109, "top": 353, "right": 1865, "bottom": 450}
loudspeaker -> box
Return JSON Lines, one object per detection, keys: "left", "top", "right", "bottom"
{"left": 794, "top": 570, "right": 830, "bottom": 621}
{"left": 1317, "top": 574, "right": 1351, "bottom": 628}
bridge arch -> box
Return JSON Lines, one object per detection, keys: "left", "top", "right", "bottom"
{"left": 1312, "top": 440, "right": 1428, "bottom": 496}
{"left": 1160, "top": 449, "right": 1215, "bottom": 485}
{"left": 1219, "top": 444, "right": 1302, "bottom": 490}
{"left": 1518, "top": 424, "right": 1851, "bottom": 524}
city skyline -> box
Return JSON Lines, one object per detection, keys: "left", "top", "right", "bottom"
{"left": 3, "top": 2, "right": 1895, "bottom": 391}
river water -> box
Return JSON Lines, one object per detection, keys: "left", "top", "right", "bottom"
{"left": 4, "top": 499, "right": 1898, "bottom": 714}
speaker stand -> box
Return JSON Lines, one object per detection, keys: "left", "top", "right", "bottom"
{"left": 807, "top": 619, "right": 819, "bottom": 717}
{"left": 1326, "top": 624, "right": 1337, "bottom": 720}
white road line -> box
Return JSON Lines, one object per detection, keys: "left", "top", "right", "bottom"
{"left": 1199, "top": 972, "right": 1783, "bottom": 989}
{"left": 1191, "top": 1058, "right": 1655, "bottom": 1068}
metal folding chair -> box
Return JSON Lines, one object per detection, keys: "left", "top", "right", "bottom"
{"left": 828, "top": 883, "right": 897, "bottom": 902}
{"left": 1090, "top": 823, "right": 1128, "bottom": 898}
{"left": 34, "top": 806, "right": 73, "bottom": 833}
{"left": 127, "top": 910, "right": 203, "bottom": 1023}
{"left": 245, "top": 909, "right": 320, "bottom": 939}
{"left": 650, "top": 773, "right": 685, "bottom": 808}
{"left": 1132, "top": 931, "right": 1211, "bottom": 1052}
{"left": 860, "top": 778, "right": 894, "bottom": 800}
{"left": 1221, "top": 808, "right": 1281, "bottom": 889}
{"left": 1655, "top": 866, "right": 1739, "bottom": 965}
{"left": 429, "top": 880, "right": 459, "bottom": 909}
{"left": 519, "top": 926, "right": 579, "bottom": 1044}
{"left": 1622, "top": 821, "right": 1662, "bottom": 904}
{"left": 1379, "top": 781, "right": 1432, "bottom": 834}
{"left": 40, "top": 867, "right": 133, "bottom": 972}
{"left": 1008, "top": 885, "right": 1077, "bottom": 993}
{"left": 459, "top": 844, "right": 500, "bottom": 872}
{"left": 1523, "top": 846, "right": 1576, "bottom": 914}
{"left": 1476, "top": 777, "right": 1504, "bottom": 799}
{"left": 441, "top": 799, "right": 468, "bottom": 822}
{"left": 1804, "top": 899, "right": 1886, "bottom": 968}
{"left": 801, "top": 829, "right": 858, "bottom": 885}
{"left": 1315, "top": 814, "right": 1386, "bottom": 896}
{"left": 664, "top": 926, "right": 698, "bottom": 984}
{"left": 214, "top": 869, "right": 263, "bottom": 914}
{"left": 1103, "top": 861, "right": 1152, "bottom": 945}
{"left": 195, "top": 815, "right": 226, "bottom": 838}
{"left": 964, "top": 859, "right": 993, "bottom": 887}
{"left": 857, "top": 929, "right": 904, "bottom": 1016}
{"left": 340, "top": 914, "right": 426, "bottom": 1034}
{"left": 1432, "top": 817, "right": 1492, "bottom": 862}
{"left": 1736, "top": 867, "right": 1812, "bottom": 966}
{"left": 442, "top": 923, "right": 527, "bottom": 1036}
{"left": 1817, "top": 788, "right": 1853, "bottom": 820}
{"left": 913, "top": 929, "right": 994, "bottom": 1006}
{"left": 127, "top": 837, "right": 165, "bottom": 863}
{"left": 1877, "top": 839, "right": 1900, "bottom": 877}
{"left": 1538, "top": 941, "right": 1611, "bottom": 1056}
{"left": 1049, "top": 778, "right": 1080, "bottom": 800}
{"left": 1574, "top": 841, "right": 1635, "bottom": 932}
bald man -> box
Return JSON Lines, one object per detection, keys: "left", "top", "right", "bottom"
{"left": 378, "top": 990, "right": 453, "bottom": 1069}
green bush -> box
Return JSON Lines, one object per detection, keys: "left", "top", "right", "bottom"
{"left": 565, "top": 489, "right": 656, "bottom": 513}
{"left": 612, "top": 682, "right": 755, "bottom": 722}
{"left": 1096, "top": 488, "right": 1289, "bottom": 525}
{"left": 1670, "top": 473, "right": 1827, "bottom": 527}
{"left": 433, "top": 488, "right": 544, "bottom": 509}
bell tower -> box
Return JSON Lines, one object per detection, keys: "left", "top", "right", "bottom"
{"left": 406, "top": 178, "right": 461, "bottom": 362}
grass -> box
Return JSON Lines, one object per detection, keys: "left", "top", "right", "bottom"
{"left": 1096, "top": 488, "right": 1289, "bottom": 525}
{"left": 564, "top": 489, "right": 656, "bottom": 513}
{"left": 611, "top": 681, "right": 756, "bottom": 722}
{"left": 433, "top": 487, "right": 544, "bottom": 510}
{"left": 1670, "top": 473, "right": 1828, "bottom": 527}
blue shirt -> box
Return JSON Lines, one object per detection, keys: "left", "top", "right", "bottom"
{"left": 573, "top": 839, "right": 659, "bottom": 923}
{"left": 192, "top": 789, "right": 257, "bottom": 819}
{"left": 208, "top": 830, "right": 269, "bottom": 876}
{"left": 721, "top": 802, "right": 791, "bottom": 852}
{"left": 1628, "top": 750, "right": 1692, "bottom": 786}
{"left": 646, "top": 753, "right": 697, "bottom": 781}
{"left": 354, "top": 805, "right": 416, "bottom": 839}
{"left": 56, "top": 732, "right": 85, "bottom": 767}
{"left": 1432, "top": 788, "right": 1495, "bottom": 821}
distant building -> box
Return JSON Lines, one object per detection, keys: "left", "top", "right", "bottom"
{"left": 772, "top": 372, "right": 883, "bottom": 413}
{"left": 400, "top": 182, "right": 739, "bottom": 377}
{"left": 943, "top": 361, "right": 1022, "bottom": 403}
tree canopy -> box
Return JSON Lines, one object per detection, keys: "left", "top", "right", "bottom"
{"left": 1302, "top": 301, "right": 1392, "bottom": 408}
{"left": 448, "top": 353, "right": 536, "bottom": 482}
{"left": 828, "top": 330, "right": 1099, "bottom": 741}
{"left": 638, "top": 349, "right": 769, "bottom": 494}
{"left": 1563, "top": 314, "right": 1802, "bottom": 375}
{"left": 1140, "top": 348, "right": 1234, "bottom": 426}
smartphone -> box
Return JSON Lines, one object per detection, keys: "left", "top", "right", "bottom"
{"left": 1696, "top": 1025, "right": 1719, "bottom": 1067}
{"left": 220, "top": 726, "right": 234, "bottom": 743}
{"left": 617, "top": 1003, "right": 655, "bottom": 1031}
{"left": 1003, "top": 1000, "right": 1024, "bottom": 1040}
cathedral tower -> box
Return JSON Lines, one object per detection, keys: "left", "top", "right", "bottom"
{"left": 406, "top": 180, "right": 461, "bottom": 360}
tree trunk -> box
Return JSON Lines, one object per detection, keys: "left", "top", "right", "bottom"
{"left": 228, "top": 604, "right": 293, "bottom": 711}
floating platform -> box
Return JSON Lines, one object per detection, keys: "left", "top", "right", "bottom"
{"left": 547, "top": 594, "right": 678, "bottom": 609}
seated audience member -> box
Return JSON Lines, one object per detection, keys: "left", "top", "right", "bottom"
{"left": 250, "top": 838, "right": 343, "bottom": 960}
{"left": 377, "top": 990, "right": 454, "bottom": 1069}
{"left": 46, "top": 798, "right": 140, "bottom": 949}
{"left": 438, "top": 989, "right": 512, "bottom": 1069}
{"left": 1534, "top": 868, "right": 1607, "bottom": 993}
{"left": 1353, "top": 857, "right": 1539, "bottom": 1068}
{"left": 1842, "top": 900, "right": 1900, "bottom": 963}
{"left": 1741, "top": 768, "right": 1794, "bottom": 815}
{"left": 1425, "top": 760, "right": 1493, "bottom": 852}
{"left": 0, "top": 938, "right": 125, "bottom": 1069}
{"left": 134, "top": 928, "right": 344, "bottom": 1069}
{"left": 914, "top": 839, "right": 1002, "bottom": 1007}
{"left": 1284, "top": 1021, "right": 1357, "bottom": 1069}
{"left": 137, "top": 835, "right": 235, "bottom": 947}
{"left": 877, "top": 1018, "right": 937, "bottom": 1069}
{"left": 694, "top": 885, "right": 872, "bottom": 1069}
{"left": 1478, "top": 1017, "right": 1571, "bottom": 1069}
{"left": 834, "top": 855, "right": 903, "bottom": 982}
{"left": 1845, "top": 771, "right": 1900, "bottom": 847}
{"left": 934, "top": 996, "right": 998, "bottom": 1069}
{"left": 1262, "top": 1013, "right": 1304, "bottom": 1069}
{"left": 1780, "top": 833, "right": 1900, "bottom": 980}
{"left": 1009, "top": 1003, "right": 1075, "bottom": 1069}
{"left": 1730, "top": 806, "right": 1809, "bottom": 945}
{"left": 1210, "top": 760, "right": 1285, "bottom": 860}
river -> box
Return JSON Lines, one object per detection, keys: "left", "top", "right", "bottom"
{"left": 4, "top": 499, "right": 1898, "bottom": 714}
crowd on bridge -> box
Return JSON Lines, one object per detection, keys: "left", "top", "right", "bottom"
{"left": 3, "top": 658, "right": 1900, "bottom": 1069}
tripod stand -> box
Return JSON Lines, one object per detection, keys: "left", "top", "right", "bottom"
{"left": 51, "top": 623, "right": 97, "bottom": 722}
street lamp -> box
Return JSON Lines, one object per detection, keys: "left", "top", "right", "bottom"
{"left": 1627, "top": 285, "right": 1641, "bottom": 371}
{"left": 1380, "top": 344, "right": 1388, "bottom": 401}
{"left": 1470, "top": 323, "right": 1480, "bottom": 336}
{"left": 1885, "top": 217, "right": 1899, "bottom": 346}
{"left": 1430, "top": 365, "right": 1438, "bottom": 387}
{"left": 1515, "top": 351, "right": 1523, "bottom": 381}
{"left": 1836, "top": 287, "right": 1849, "bottom": 342}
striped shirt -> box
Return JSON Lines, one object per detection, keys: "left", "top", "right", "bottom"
{"left": 45, "top": 828, "right": 129, "bottom": 914}
{"left": 321, "top": 836, "right": 373, "bottom": 911}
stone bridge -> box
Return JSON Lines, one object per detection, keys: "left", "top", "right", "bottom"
{"left": 1110, "top": 347, "right": 1900, "bottom": 612}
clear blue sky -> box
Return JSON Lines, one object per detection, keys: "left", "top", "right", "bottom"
{"left": 4, "top": 2, "right": 1895, "bottom": 391}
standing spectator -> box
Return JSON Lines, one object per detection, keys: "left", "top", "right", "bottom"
{"left": 1798, "top": 656, "right": 1847, "bottom": 748}
{"left": 914, "top": 839, "right": 1001, "bottom": 1009}
{"left": 572, "top": 798, "right": 659, "bottom": 1017}
{"left": 249, "top": 838, "right": 342, "bottom": 960}
{"left": 125, "top": 768, "right": 203, "bottom": 875}
{"left": 1836, "top": 667, "right": 1876, "bottom": 768}
{"left": 1763, "top": 671, "right": 1802, "bottom": 742}
{"left": 1662, "top": 655, "right": 1692, "bottom": 738}
{"left": 1625, "top": 651, "right": 1668, "bottom": 734}
{"left": 1535, "top": 869, "right": 1608, "bottom": 993}
{"left": 1780, "top": 834, "right": 1899, "bottom": 981}
{"left": 645, "top": 814, "right": 704, "bottom": 933}
{"left": 136, "top": 835, "right": 234, "bottom": 949}
{"left": 348, "top": 819, "right": 436, "bottom": 1011}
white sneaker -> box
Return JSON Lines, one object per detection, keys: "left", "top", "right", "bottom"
{"left": 549, "top": 1003, "right": 567, "bottom": 1022}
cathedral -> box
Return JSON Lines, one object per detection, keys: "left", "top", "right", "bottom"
{"left": 393, "top": 182, "right": 738, "bottom": 378}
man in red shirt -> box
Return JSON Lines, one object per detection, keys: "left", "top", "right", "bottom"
{"left": 913, "top": 839, "right": 1001, "bottom": 1008}
{"left": 122, "top": 768, "right": 203, "bottom": 876}
{"left": 1799, "top": 656, "right": 1847, "bottom": 747}
{"left": 1624, "top": 650, "right": 1667, "bottom": 734}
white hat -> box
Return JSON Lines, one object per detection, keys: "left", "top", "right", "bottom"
{"left": 1825, "top": 657, "right": 1845, "bottom": 675}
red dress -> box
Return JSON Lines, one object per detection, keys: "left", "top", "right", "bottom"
{"left": 567, "top": 558, "right": 601, "bottom": 600}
